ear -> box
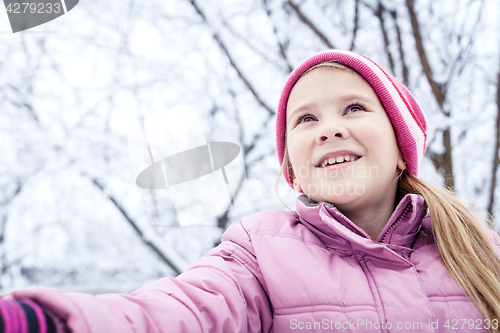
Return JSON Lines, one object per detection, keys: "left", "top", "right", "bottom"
{"left": 397, "top": 155, "right": 407, "bottom": 171}
{"left": 293, "top": 178, "right": 302, "bottom": 192}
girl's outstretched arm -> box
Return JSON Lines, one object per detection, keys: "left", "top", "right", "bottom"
{"left": 9, "top": 221, "right": 273, "bottom": 333}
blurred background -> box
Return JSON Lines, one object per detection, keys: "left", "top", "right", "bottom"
{"left": 0, "top": 0, "right": 498, "bottom": 294}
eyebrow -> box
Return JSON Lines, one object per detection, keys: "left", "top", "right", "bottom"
{"left": 287, "top": 102, "right": 315, "bottom": 120}
{"left": 337, "top": 94, "right": 378, "bottom": 105}
{"left": 287, "top": 93, "right": 379, "bottom": 126}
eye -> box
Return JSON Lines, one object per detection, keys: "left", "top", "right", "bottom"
{"left": 295, "top": 113, "right": 316, "bottom": 125}
{"left": 345, "top": 103, "right": 366, "bottom": 114}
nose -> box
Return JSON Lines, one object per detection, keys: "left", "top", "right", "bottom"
{"left": 315, "top": 121, "right": 349, "bottom": 144}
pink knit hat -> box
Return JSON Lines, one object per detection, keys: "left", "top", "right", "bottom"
{"left": 276, "top": 50, "right": 427, "bottom": 188}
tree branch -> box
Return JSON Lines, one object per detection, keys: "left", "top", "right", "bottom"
{"left": 390, "top": 9, "right": 409, "bottom": 86}
{"left": 349, "top": 0, "right": 360, "bottom": 51}
{"left": 286, "top": 0, "right": 335, "bottom": 49}
{"left": 219, "top": 17, "right": 286, "bottom": 73}
{"left": 85, "top": 175, "right": 183, "bottom": 275}
{"left": 374, "top": 2, "right": 394, "bottom": 74}
{"left": 405, "top": 0, "right": 454, "bottom": 190}
{"left": 263, "top": 0, "right": 293, "bottom": 73}
{"left": 0, "top": 180, "right": 24, "bottom": 287}
{"left": 405, "top": 0, "right": 445, "bottom": 110}
{"left": 487, "top": 62, "right": 500, "bottom": 224}
{"left": 187, "top": 0, "right": 275, "bottom": 115}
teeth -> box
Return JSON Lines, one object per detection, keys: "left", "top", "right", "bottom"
{"left": 319, "top": 155, "right": 357, "bottom": 167}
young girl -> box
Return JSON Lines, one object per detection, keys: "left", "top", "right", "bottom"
{"left": 2, "top": 49, "right": 500, "bottom": 333}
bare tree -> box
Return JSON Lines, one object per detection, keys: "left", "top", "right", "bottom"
{"left": 487, "top": 52, "right": 500, "bottom": 225}
{"left": 1, "top": 0, "right": 498, "bottom": 294}
{"left": 349, "top": 0, "right": 360, "bottom": 51}
{"left": 389, "top": 9, "right": 409, "bottom": 86}
{"left": 405, "top": 0, "right": 454, "bottom": 189}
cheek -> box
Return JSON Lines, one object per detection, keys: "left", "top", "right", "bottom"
{"left": 363, "top": 129, "right": 400, "bottom": 172}
{"left": 287, "top": 142, "right": 314, "bottom": 179}
{"left": 358, "top": 129, "right": 378, "bottom": 143}
{"left": 286, "top": 134, "right": 306, "bottom": 161}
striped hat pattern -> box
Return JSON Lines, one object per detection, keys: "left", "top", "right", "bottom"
{"left": 276, "top": 50, "right": 427, "bottom": 189}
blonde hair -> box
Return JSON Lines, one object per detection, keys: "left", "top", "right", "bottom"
{"left": 302, "top": 61, "right": 356, "bottom": 77}
{"left": 275, "top": 62, "right": 500, "bottom": 332}
{"left": 399, "top": 173, "right": 500, "bottom": 331}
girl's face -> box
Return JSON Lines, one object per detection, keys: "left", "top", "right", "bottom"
{"left": 286, "top": 67, "right": 404, "bottom": 210}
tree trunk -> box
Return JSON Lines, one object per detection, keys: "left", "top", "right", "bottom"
{"left": 405, "top": 0, "right": 454, "bottom": 190}
{"left": 487, "top": 64, "right": 500, "bottom": 224}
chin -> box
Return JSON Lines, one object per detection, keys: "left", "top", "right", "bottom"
{"left": 307, "top": 192, "right": 360, "bottom": 205}
{"left": 303, "top": 179, "right": 366, "bottom": 202}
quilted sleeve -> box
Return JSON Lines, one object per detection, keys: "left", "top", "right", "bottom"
{"left": 9, "top": 221, "right": 273, "bottom": 333}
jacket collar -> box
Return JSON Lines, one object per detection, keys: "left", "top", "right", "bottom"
{"left": 296, "top": 193, "right": 428, "bottom": 250}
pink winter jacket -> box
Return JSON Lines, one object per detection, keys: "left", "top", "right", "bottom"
{"left": 11, "top": 193, "right": 500, "bottom": 332}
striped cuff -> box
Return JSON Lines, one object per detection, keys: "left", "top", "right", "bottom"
{"left": 0, "top": 298, "right": 55, "bottom": 333}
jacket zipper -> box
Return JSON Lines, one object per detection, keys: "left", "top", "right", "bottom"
{"left": 330, "top": 206, "right": 371, "bottom": 239}
{"left": 380, "top": 202, "right": 412, "bottom": 243}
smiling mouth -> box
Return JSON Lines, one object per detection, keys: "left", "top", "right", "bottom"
{"left": 316, "top": 155, "right": 361, "bottom": 168}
